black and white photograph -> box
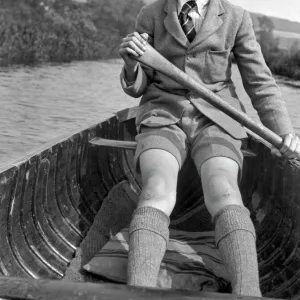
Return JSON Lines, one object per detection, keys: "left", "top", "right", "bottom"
{"left": 0, "top": 0, "right": 300, "bottom": 299}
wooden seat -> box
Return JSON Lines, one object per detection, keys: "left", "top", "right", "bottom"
{"left": 89, "top": 137, "right": 257, "bottom": 158}
{"left": 90, "top": 106, "right": 257, "bottom": 157}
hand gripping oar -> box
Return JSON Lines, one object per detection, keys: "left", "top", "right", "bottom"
{"left": 134, "top": 42, "right": 283, "bottom": 149}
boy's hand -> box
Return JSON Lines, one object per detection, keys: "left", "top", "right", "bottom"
{"left": 119, "top": 32, "right": 149, "bottom": 69}
{"left": 271, "top": 133, "right": 300, "bottom": 159}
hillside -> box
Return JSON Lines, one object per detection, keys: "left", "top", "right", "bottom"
{"left": 142, "top": 0, "right": 300, "bottom": 34}
{"left": 0, "top": 0, "right": 145, "bottom": 65}
{"left": 251, "top": 13, "right": 300, "bottom": 34}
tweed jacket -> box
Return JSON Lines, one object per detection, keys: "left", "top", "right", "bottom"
{"left": 120, "top": 0, "right": 294, "bottom": 139}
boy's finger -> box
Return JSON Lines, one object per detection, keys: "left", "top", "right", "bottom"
{"left": 140, "top": 33, "right": 149, "bottom": 42}
{"left": 119, "top": 46, "right": 139, "bottom": 57}
{"left": 284, "top": 137, "right": 297, "bottom": 158}
{"left": 271, "top": 147, "right": 281, "bottom": 157}
{"left": 123, "top": 35, "right": 146, "bottom": 50}
{"left": 131, "top": 36, "right": 146, "bottom": 51}
{"left": 120, "top": 41, "right": 144, "bottom": 56}
{"left": 280, "top": 133, "right": 292, "bottom": 154}
{"left": 287, "top": 136, "right": 300, "bottom": 159}
{"left": 294, "top": 138, "right": 300, "bottom": 159}
{"left": 132, "top": 32, "right": 147, "bottom": 45}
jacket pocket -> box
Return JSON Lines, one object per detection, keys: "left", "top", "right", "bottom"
{"left": 204, "top": 48, "right": 231, "bottom": 83}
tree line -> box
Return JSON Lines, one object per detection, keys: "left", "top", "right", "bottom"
{"left": 0, "top": 0, "right": 144, "bottom": 65}
{"left": 256, "top": 16, "right": 300, "bottom": 80}
{"left": 1, "top": 1, "right": 299, "bottom": 80}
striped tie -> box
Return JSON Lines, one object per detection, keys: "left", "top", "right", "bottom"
{"left": 179, "top": 0, "right": 197, "bottom": 42}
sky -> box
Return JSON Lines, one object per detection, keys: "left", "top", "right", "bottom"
{"left": 229, "top": 0, "right": 300, "bottom": 23}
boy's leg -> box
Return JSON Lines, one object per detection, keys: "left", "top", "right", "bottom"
{"left": 201, "top": 157, "right": 261, "bottom": 296}
{"left": 127, "top": 125, "right": 186, "bottom": 287}
{"left": 192, "top": 125, "right": 261, "bottom": 297}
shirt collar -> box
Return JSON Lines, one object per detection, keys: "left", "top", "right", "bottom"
{"left": 177, "top": 0, "right": 210, "bottom": 15}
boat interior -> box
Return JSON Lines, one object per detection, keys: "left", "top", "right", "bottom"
{"left": 0, "top": 109, "right": 299, "bottom": 299}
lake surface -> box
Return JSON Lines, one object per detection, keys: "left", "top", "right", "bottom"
{"left": 0, "top": 60, "right": 300, "bottom": 165}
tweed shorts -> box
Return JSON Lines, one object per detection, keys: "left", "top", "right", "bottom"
{"left": 134, "top": 101, "right": 244, "bottom": 176}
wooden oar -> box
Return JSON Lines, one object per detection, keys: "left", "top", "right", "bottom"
{"left": 134, "top": 43, "right": 283, "bottom": 150}
{"left": 92, "top": 43, "right": 300, "bottom": 168}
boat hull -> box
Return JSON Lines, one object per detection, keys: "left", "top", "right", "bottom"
{"left": 0, "top": 112, "right": 299, "bottom": 299}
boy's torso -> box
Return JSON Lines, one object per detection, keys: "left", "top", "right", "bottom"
{"left": 135, "top": 0, "right": 248, "bottom": 139}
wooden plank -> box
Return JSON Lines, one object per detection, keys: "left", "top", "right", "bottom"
{"left": 77, "top": 131, "right": 99, "bottom": 215}
{"left": 44, "top": 152, "right": 79, "bottom": 252}
{"left": 0, "top": 167, "right": 30, "bottom": 277}
{"left": 24, "top": 158, "right": 66, "bottom": 278}
{"left": 10, "top": 159, "right": 62, "bottom": 279}
{"left": 65, "top": 135, "right": 93, "bottom": 225}
{"left": 90, "top": 138, "right": 137, "bottom": 150}
{"left": 55, "top": 140, "right": 88, "bottom": 237}
{"left": 28, "top": 156, "right": 72, "bottom": 267}
{"left": 0, "top": 276, "right": 281, "bottom": 300}
{"left": 79, "top": 128, "right": 107, "bottom": 214}
{"left": 89, "top": 138, "right": 257, "bottom": 157}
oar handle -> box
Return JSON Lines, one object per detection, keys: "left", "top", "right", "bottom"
{"left": 134, "top": 43, "right": 283, "bottom": 149}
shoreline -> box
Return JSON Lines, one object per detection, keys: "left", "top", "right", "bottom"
{"left": 274, "top": 75, "right": 300, "bottom": 88}
{"left": 3, "top": 58, "right": 299, "bottom": 89}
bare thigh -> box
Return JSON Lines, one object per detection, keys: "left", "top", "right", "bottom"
{"left": 200, "top": 156, "right": 243, "bottom": 217}
{"left": 138, "top": 149, "right": 179, "bottom": 216}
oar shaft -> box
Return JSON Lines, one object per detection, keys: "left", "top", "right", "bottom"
{"left": 135, "top": 43, "right": 283, "bottom": 149}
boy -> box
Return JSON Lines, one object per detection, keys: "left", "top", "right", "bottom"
{"left": 119, "top": 0, "right": 300, "bottom": 296}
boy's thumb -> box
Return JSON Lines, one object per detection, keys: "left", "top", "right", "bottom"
{"left": 141, "top": 33, "right": 149, "bottom": 41}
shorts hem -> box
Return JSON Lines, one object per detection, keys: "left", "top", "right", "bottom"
{"left": 134, "top": 135, "right": 186, "bottom": 174}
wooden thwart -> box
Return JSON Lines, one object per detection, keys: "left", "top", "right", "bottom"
{"left": 90, "top": 138, "right": 137, "bottom": 150}
{"left": 0, "top": 276, "right": 279, "bottom": 300}
{"left": 89, "top": 137, "right": 257, "bottom": 157}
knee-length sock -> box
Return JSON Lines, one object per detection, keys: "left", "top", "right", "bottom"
{"left": 214, "top": 205, "right": 262, "bottom": 297}
{"left": 127, "top": 206, "right": 169, "bottom": 287}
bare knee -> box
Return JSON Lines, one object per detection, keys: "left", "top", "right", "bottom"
{"left": 204, "top": 172, "right": 239, "bottom": 199}
{"left": 138, "top": 149, "right": 179, "bottom": 216}
{"left": 139, "top": 173, "right": 177, "bottom": 216}
{"left": 200, "top": 158, "right": 243, "bottom": 216}
{"left": 203, "top": 173, "right": 242, "bottom": 216}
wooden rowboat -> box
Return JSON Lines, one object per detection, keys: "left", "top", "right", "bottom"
{"left": 0, "top": 107, "right": 300, "bottom": 300}
{"left": 1, "top": 43, "right": 300, "bottom": 300}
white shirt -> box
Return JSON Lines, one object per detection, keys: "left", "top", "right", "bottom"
{"left": 177, "top": 0, "right": 210, "bottom": 32}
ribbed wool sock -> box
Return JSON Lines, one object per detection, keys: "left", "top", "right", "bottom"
{"left": 214, "top": 205, "right": 262, "bottom": 297}
{"left": 127, "top": 206, "right": 170, "bottom": 287}
{"left": 63, "top": 181, "right": 137, "bottom": 282}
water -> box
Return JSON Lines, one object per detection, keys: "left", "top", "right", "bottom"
{"left": 0, "top": 60, "right": 300, "bottom": 165}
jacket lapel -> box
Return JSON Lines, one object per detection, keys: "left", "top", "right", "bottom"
{"left": 190, "top": 0, "right": 225, "bottom": 49}
{"left": 164, "top": 0, "right": 189, "bottom": 48}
